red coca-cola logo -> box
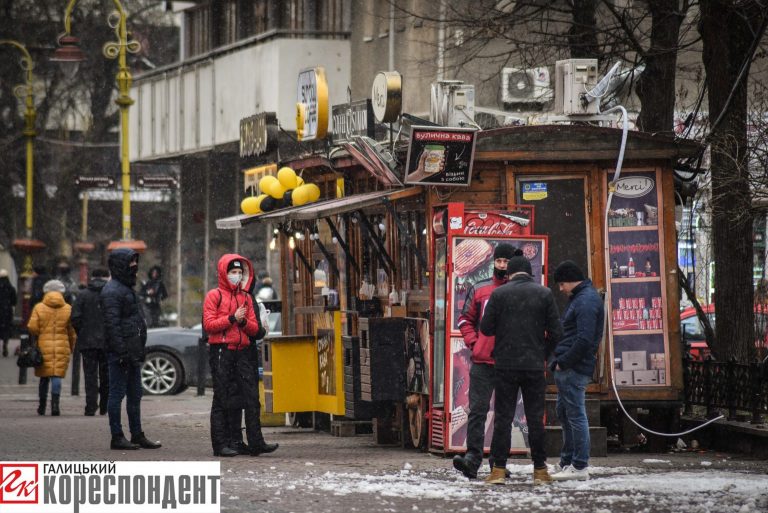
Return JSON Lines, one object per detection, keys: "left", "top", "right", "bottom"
{"left": 462, "top": 213, "right": 529, "bottom": 236}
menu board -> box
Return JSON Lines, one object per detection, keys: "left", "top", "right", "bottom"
{"left": 317, "top": 329, "right": 336, "bottom": 395}
{"left": 606, "top": 170, "right": 669, "bottom": 387}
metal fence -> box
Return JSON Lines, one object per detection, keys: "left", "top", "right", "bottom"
{"left": 683, "top": 358, "right": 768, "bottom": 424}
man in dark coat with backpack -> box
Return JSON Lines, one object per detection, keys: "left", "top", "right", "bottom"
{"left": 71, "top": 267, "right": 110, "bottom": 416}
{"left": 101, "top": 248, "right": 161, "bottom": 451}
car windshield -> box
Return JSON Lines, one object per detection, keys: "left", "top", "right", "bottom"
{"left": 681, "top": 313, "right": 715, "bottom": 339}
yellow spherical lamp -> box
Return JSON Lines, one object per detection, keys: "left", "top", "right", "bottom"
{"left": 268, "top": 180, "right": 287, "bottom": 199}
{"left": 241, "top": 195, "right": 263, "bottom": 215}
{"left": 259, "top": 175, "right": 279, "bottom": 195}
{"left": 306, "top": 183, "right": 321, "bottom": 202}
{"left": 277, "top": 167, "right": 298, "bottom": 189}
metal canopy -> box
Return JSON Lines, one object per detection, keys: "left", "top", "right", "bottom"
{"left": 215, "top": 187, "right": 422, "bottom": 229}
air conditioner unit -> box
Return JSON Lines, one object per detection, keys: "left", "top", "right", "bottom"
{"left": 554, "top": 59, "right": 599, "bottom": 115}
{"left": 430, "top": 81, "right": 475, "bottom": 127}
{"left": 501, "top": 67, "right": 553, "bottom": 104}
{"left": 474, "top": 107, "right": 527, "bottom": 129}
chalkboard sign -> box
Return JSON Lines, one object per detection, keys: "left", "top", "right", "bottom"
{"left": 317, "top": 329, "right": 336, "bottom": 395}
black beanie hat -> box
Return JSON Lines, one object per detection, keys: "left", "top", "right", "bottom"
{"left": 493, "top": 243, "right": 516, "bottom": 260}
{"left": 227, "top": 260, "right": 243, "bottom": 272}
{"left": 554, "top": 260, "right": 585, "bottom": 283}
{"left": 507, "top": 249, "right": 532, "bottom": 276}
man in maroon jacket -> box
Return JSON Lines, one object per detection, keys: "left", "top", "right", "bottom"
{"left": 452, "top": 243, "right": 516, "bottom": 479}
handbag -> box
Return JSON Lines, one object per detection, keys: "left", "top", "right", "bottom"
{"left": 17, "top": 342, "right": 43, "bottom": 368}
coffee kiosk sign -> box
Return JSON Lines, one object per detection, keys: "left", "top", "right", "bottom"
{"left": 404, "top": 126, "right": 477, "bottom": 186}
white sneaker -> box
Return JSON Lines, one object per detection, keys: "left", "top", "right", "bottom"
{"left": 549, "top": 463, "right": 564, "bottom": 474}
{"left": 551, "top": 465, "right": 589, "bottom": 481}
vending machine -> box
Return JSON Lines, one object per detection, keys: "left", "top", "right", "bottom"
{"left": 429, "top": 203, "right": 548, "bottom": 454}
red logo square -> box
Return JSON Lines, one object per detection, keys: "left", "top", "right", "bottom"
{"left": 0, "top": 464, "right": 39, "bottom": 504}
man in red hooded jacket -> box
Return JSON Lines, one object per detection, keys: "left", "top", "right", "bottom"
{"left": 203, "top": 254, "right": 277, "bottom": 457}
{"left": 452, "top": 243, "right": 515, "bottom": 479}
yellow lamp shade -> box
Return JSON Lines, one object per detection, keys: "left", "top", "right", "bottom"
{"left": 268, "top": 180, "right": 287, "bottom": 199}
{"left": 259, "top": 175, "right": 279, "bottom": 195}
{"left": 277, "top": 167, "right": 298, "bottom": 189}
{"left": 292, "top": 185, "right": 311, "bottom": 206}
{"left": 241, "top": 195, "right": 264, "bottom": 215}
{"left": 306, "top": 183, "right": 321, "bottom": 202}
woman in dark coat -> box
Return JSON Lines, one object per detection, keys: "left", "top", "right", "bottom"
{"left": 0, "top": 269, "right": 17, "bottom": 357}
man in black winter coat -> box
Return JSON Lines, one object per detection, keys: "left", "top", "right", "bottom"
{"left": 480, "top": 251, "right": 562, "bottom": 486}
{"left": 139, "top": 266, "right": 168, "bottom": 328}
{"left": 0, "top": 269, "right": 17, "bottom": 357}
{"left": 71, "top": 268, "right": 110, "bottom": 416}
{"left": 101, "top": 249, "right": 161, "bottom": 451}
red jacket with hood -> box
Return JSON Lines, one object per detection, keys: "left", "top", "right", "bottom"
{"left": 457, "top": 274, "right": 506, "bottom": 364}
{"left": 203, "top": 254, "right": 264, "bottom": 349}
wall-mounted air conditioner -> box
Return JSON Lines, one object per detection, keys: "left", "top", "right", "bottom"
{"left": 554, "top": 59, "right": 599, "bottom": 115}
{"left": 430, "top": 80, "right": 475, "bottom": 127}
{"left": 501, "top": 67, "right": 553, "bottom": 105}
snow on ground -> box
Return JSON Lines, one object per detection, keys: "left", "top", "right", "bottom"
{"left": 233, "top": 462, "right": 768, "bottom": 513}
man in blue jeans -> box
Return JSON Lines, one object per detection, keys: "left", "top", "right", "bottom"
{"left": 550, "top": 260, "right": 604, "bottom": 481}
{"left": 101, "top": 248, "right": 162, "bottom": 451}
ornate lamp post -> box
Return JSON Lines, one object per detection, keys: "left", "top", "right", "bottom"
{"left": 1, "top": 39, "right": 46, "bottom": 320}
{"left": 52, "top": 0, "right": 146, "bottom": 253}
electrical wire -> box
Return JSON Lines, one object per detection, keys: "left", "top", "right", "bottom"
{"left": 601, "top": 104, "right": 724, "bottom": 437}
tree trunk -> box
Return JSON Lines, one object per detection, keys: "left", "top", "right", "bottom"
{"left": 635, "top": 0, "right": 685, "bottom": 134}
{"left": 699, "top": 0, "right": 767, "bottom": 362}
{"left": 568, "top": 0, "right": 599, "bottom": 59}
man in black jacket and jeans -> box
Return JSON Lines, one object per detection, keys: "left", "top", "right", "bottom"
{"left": 101, "top": 249, "right": 161, "bottom": 451}
{"left": 480, "top": 250, "right": 562, "bottom": 486}
{"left": 72, "top": 268, "right": 110, "bottom": 416}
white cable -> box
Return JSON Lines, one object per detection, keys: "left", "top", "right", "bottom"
{"left": 601, "top": 104, "right": 724, "bottom": 437}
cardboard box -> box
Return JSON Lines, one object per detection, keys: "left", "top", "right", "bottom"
{"left": 385, "top": 305, "right": 407, "bottom": 317}
{"left": 649, "top": 353, "right": 666, "bottom": 370}
{"left": 658, "top": 369, "right": 666, "bottom": 384}
{"left": 621, "top": 351, "right": 647, "bottom": 371}
{"left": 633, "top": 369, "right": 659, "bottom": 385}
{"left": 614, "top": 370, "right": 634, "bottom": 386}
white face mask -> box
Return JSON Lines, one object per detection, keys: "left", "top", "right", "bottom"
{"left": 227, "top": 273, "right": 242, "bottom": 287}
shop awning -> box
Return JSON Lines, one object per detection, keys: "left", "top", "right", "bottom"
{"left": 215, "top": 187, "right": 422, "bottom": 229}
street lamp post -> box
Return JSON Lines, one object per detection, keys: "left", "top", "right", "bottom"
{"left": 1, "top": 39, "right": 46, "bottom": 321}
{"left": 52, "top": 0, "right": 146, "bottom": 253}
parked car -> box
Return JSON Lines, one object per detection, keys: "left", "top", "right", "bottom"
{"left": 680, "top": 305, "right": 768, "bottom": 361}
{"left": 141, "top": 303, "right": 282, "bottom": 395}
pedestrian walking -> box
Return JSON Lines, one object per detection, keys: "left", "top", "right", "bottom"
{"left": 549, "top": 260, "right": 604, "bottom": 481}
{"left": 54, "top": 260, "right": 79, "bottom": 304}
{"left": 31, "top": 265, "right": 50, "bottom": 308}
{"left": 255, "top": 271, "right": 278, "bottom": 301}
{"left": 452, "top": 243, "right": 514, "bottom": 479}
{"left": 27, "top": 280, "right": 77, "bottom": 416}
{"left": 71, "top": 267, "right": 110, "bottom": 416}
{"left": 0, "top": 269, "right": 17, "bottom": 357}
{"left": 139, "top": 265, "right": 168, "bottom": 328}
{"left": 203, "top": 254, "right": 277, "bottom": 457}
{"left": 101, "top": 248, "right": 161, "bottom": 451}
{"left": 480, "top": 250, "right": 562, "bottom": 485}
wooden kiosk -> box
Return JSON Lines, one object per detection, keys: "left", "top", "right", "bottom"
{"left": 216, "top": 124, "right": 699, "bottom": 451}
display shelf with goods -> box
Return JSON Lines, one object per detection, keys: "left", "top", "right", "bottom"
{"left": 605, "top": 169, "right": 670, "bottom": 387}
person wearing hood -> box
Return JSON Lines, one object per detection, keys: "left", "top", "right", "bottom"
{"left": 0, "top": 269, "right": 17, "bottom": 357}
{"left": 452, "top": 243, "right": 514, "bottom": 480}
{"left": 203, "top": 254, "right": 276, "bottom": 458}
{"left": 549, "top": 261, "right": 604, "bottom": 482}
{"left": 101, "top": 249, "right": 161, "bottom": 451}
{"left": 27, "top": 280, "right": 77, "bottom": 416}
{"left": 139, "top": 265, "right": 168, "bottom": 328}
{"left": 71, "top": 268, "right": 110, "bottom": 416}
{"left": 54, "top": 260, "right": 79, "bottom": 305}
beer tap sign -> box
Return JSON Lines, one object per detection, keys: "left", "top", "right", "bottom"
{"left": 240, "top": 166, "right": 321, "bottom": 215}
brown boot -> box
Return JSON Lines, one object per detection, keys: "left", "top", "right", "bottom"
{"left": 533, "top": 466, "right": 552, "bottom": 485}
{"left": 484, "top": 466, "right": 507, "bottom": 485}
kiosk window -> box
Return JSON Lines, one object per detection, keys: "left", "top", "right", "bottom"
{"left": 517, "top": 176, "right": 590, "bottom": 313}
